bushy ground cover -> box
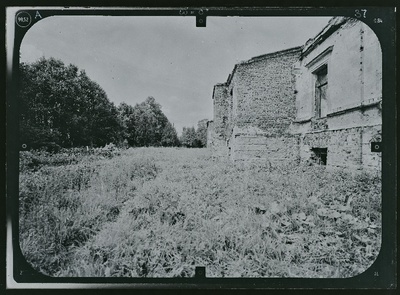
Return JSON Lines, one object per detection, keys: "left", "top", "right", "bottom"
{"left": 19, "top": 147, "right": 381, "bottom": 278}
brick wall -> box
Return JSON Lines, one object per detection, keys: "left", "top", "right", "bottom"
{"left": 230, "top": 47, "right": 302, "bottom": 136}
{"left": 221, "top": 47, "right": 303, "bottom": 162}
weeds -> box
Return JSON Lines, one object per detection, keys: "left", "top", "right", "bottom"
{"left": 19, "top": 147, "right": 381, "bottom": 278}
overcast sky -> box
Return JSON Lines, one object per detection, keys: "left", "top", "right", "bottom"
{"left": 20, "top": 15, "right": 331, "bottom": 135}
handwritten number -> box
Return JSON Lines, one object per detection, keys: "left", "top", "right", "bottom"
{"left": 355, "top": 9, "right": 367, "bottom": 18}
{"left": 362, "top": 9, "right": 367, "bottom": 18}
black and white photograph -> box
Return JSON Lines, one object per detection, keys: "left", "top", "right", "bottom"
{"left": 6, "top": 6, "right": 396, "bottom": 288}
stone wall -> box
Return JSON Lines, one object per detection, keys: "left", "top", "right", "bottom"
{"left": 361, "top": 125, "right": 382, "bottom": 170}
{"left": 210, "top": 83, "right": 230, "bottom": 157}
{"left": 206, "top": 120, "right": 214, "bottom": 148}
{"left": 230, "top": 130, "right": 300, "bottom": 164}
{"left": 292, "top": 17, "right": 382, "bottom": 171}
{"left": 228, "top": 47, "right": 302, "bottom": 136}
{"left": 208, "top": 17, "right": 381, "bottom": 171}
{"left": 224, "top": 47, "right": 302, "bottom": 161}
{"left": 299, "top": 124, "right": 381, "bottom": 170}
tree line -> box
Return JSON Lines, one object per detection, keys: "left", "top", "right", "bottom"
{"left": 180, "top": 119, "right": 207, "bottom": 148}
{"left": 18, "top": 57, "right": 208, "bottom": 151}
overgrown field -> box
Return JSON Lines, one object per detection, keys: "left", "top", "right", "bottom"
{"left": 19, "top": 147, "right": 381, "bottom": 278}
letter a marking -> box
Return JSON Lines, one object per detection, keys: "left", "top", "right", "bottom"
{"left": 35, "top": 11, "right": 42, "bottom": 19}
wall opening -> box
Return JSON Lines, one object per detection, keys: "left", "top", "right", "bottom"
{"left": 314, "top": 64, "right": 328, "bottom": 118}
{"left": 311, "top": 147, "right": 328, "bottom": 165}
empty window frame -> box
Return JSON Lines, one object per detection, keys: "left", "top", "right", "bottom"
{"left": 314, "top": 65, "right": 328, "bottom": 118}
{"left": 311, "top": 147, "right": 328, "bottom": 165}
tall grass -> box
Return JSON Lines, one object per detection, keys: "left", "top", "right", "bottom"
{"left": 19, "top": 147, "right": 381, "bottom": 278}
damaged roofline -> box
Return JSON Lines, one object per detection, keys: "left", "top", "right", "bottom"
{"left": 248, "top": 46, "right": 303, "bottom": 63}
{"left": 212, "top": 82, "right": 228, "bottom": 100}
{"left": 226, "top": 46, "right": 303, "bottom": 85}
{"left": 215, "top": 16, "right": 348, "bottom": 93}
{"left": 300, "top": 16, "right": 350, "bottom": 59}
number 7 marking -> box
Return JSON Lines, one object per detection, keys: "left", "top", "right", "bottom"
{"left": 355, "top": 9, "right": 367, "bottom": 18}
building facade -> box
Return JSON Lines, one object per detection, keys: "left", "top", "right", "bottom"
{"left": 208, "top": 17, "right": 382, "bottom": 171}
{"left": 291, "top": 17, "right": 382, "bottom": 170}
{"left": 210, "top": 47, "right": 302, "bottom": 163}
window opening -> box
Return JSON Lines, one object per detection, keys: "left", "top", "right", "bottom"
{"left": 311, "top": 147, "right": 327, "bottom": 165}
{"left": 314, "top": 65, "right": 328, "bottom": 118}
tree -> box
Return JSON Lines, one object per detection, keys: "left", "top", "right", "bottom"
{"left": 19, "top": 57, "right": 179, "bottom": 150}
{"left": 196, "top": 119, "right": 208, "bottom": 148}
{"left": 132, "top": 98, "right": 159, "bottom": 146}
{"left": 75, "top": 70, "right": 121, "bottom": 147}
{"left": 161, "top": 121, "right": 180, "bottom": 147}
{"left": 180, "top": 119, "right": 209, "bottom": 148}
{"left": 18, "top": 57, "right": 121, "bottom": 150}
{"left": 117, "top": 102, "right": 136, "bottom": 146}
{"left": 180, "top": 127, "right": 197, "bottom": 148}
{"left": 118, "top": 97, "right": 179, "bottom": 147}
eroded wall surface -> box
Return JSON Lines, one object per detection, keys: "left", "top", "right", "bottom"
{"left": 210, "top": 83, "right": 230, "bottom": 157}
{"left": 229, "top": 126, "right": 300, "bottom": 164}
{"left": 229, "top": 47, "right": 302, "bottom": 135}
{"left": 208, "top": 17, "right": 382, "bottom": 171}
{"left": 226, "top": 48, "right": 302, "bottom": 161}
{"left": 292, "top": 18, "right": 382, "bottom": 170}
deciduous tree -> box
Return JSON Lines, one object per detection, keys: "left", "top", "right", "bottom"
{"left": 19, "top": 57, "right": 121, "bottom": 150}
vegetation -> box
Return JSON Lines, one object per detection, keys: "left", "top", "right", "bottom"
{"left": 19, "top": 148, "right": 381, "bottom": 278}
{"left": 19, "top": 58, "right": 180, "bottom": 150}
{"left": 19, "top": 58, "right": 121, "bottom": 150}
{"left": 180, "top": 119, "right": 208, "bottom": 148}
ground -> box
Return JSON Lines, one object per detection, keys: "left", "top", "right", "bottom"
{"left": 19, "top": 147, "right": 381, "bottom": 278}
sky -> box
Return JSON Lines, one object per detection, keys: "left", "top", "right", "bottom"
{"left": 20, "top": 15, "right": 331, "bottom": 135}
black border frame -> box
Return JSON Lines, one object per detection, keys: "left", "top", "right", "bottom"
{"left": 5, "top": 6, "right": 397, "bottom": 289}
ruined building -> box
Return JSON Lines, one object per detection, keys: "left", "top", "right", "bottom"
{"left": 207, "top": 17, "right": 382, "bottom": 170}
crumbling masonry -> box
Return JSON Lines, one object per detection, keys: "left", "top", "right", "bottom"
{"left": 207, "top": 17, "right": 382, "bottom": 171}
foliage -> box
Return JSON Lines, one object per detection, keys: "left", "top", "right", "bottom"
{"left": 117, "top": 97, "right": 179, "bottom": 147}
{"left": 180, "top": 127, "right": 197, "bottom": 148}
{"left": 19, "top": 148, "right": 381, "bottom": 278}
{"left": 181, "top": 119, "right": 208, "bottom": 148}
{"left": 19, "top": 58, "right": 121, "bottom": 149}
{"left": 161, "top": 121, "right": 180, "bottom": 147}
{"left": 196, "top": 119, "right": 208, "bottom": 147}
{"left": 19, "top": 145, "right": 121, "bottom": 172}
{"left": 19, "top": 148, "right": 159, "bottom": 275}
{"left": 19, "top": 58, "right": 179, "bottom": 150}
{"left": 116, "top": 102, "right": 136, "bottom": 146}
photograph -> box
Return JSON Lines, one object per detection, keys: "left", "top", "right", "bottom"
{"left": 7, "top": 7, "right": 395, "bottom": 287}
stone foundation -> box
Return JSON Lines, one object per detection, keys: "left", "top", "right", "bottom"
{"left": 299, "top": 125, "right": 381, "bottom": 170}
{"left": 229, "top": 127, "right": 300, "bottom": 164}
